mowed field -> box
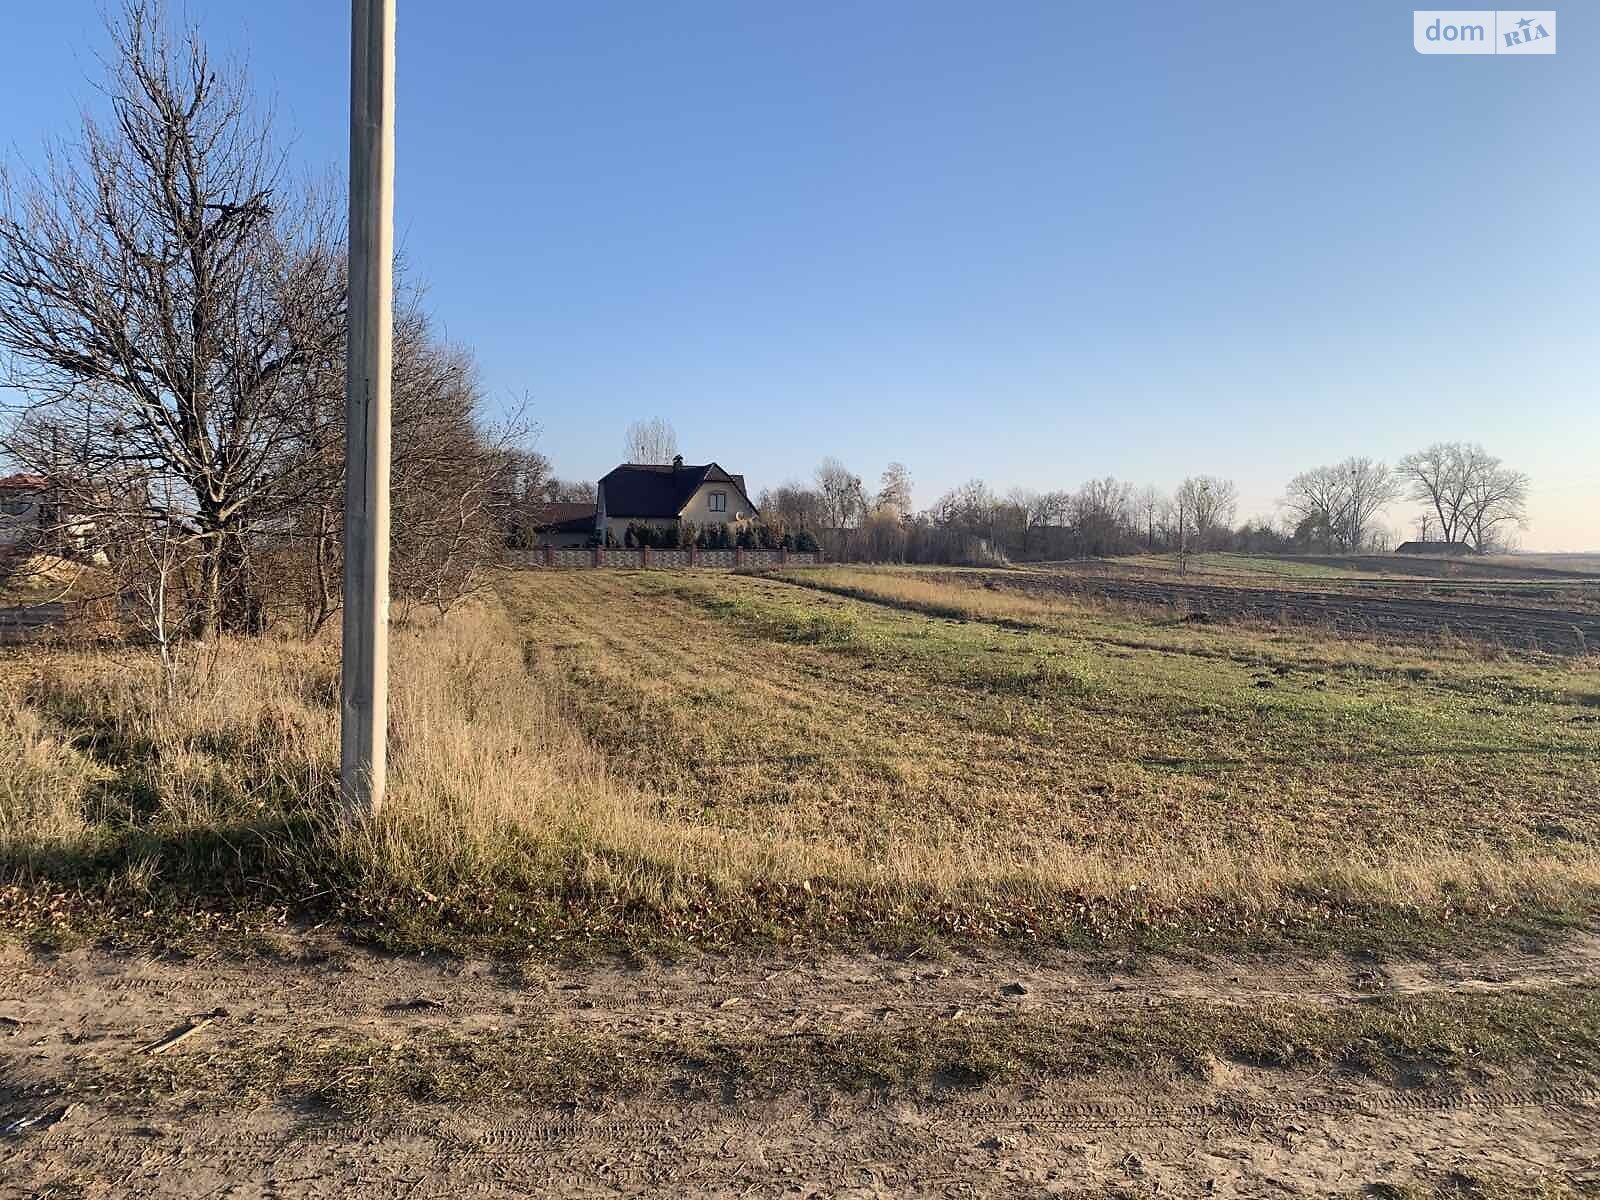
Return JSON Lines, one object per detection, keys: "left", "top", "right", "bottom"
{"left": 500, "top": 564, "right": 1600, "bottom": 948}
{"left": 2, "top": 560, "right": 1597, "bottom": 954}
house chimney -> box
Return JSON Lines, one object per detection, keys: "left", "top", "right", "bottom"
{"left": 672, "top": 454, "right": 683, "bottom": 470}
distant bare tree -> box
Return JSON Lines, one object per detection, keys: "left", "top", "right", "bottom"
{"left": 1283, "top": 458, "right": 1398, "bottom": 552}
{"left": 387, "top": 327, "right": 525, "bottom": 621}
{"left": 623, "top": 417, "right": 679, "bottom": 465}
{"left": 757, "top": 482, "right": 826, "bottom": 538}
{"left": 815, "top": 457, "right": 867, "bottom": 529}
{"left": 1283, "top": 465, "right": 1347, "bottom": 550}
{"left": 0, "top": 2, "right": 345, "bottom": 636}
{"left": 917, "top": 479, "right": 1003, "bottom": 563}
{"left": 876, "top": 462, "right": 913, "bottom": 516}
{"left": 1397, "top": 443, "right": 1480, "bottom": 545}
{"left": 550, "top": 479, "right": 597, "bottom": 503}
{"left": 1175, "top": 476, "right": 1237, "bottom": 552}
{"left": 1341, "top": 458, "right": 1399, "bottom": 552}
{"left": 1003, "top": 488, "right": 1042, "bottom": 556}
{"left": 1072, "top": 477, "right": 1134, "bottom": 556}
{"left": 1397, "top": 442, "right": 1529, "bottom": 551}
{"left": 1463, "top": 463, "right": 1529, "bottom": 552}
{"left": 1133, "top": 486, "right": 1164, "bottom": 551}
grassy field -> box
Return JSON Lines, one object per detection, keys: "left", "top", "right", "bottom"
{"left": 1494, "top": 553, "right": 1600, "bottom": 574}
{"left": 2, "top": 564, "right": 1597, "bottom": 955}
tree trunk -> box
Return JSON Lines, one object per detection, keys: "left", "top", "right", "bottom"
{"left": 194, "top": 536, "right": 222, "bottom": 640}
{"left": 192, "top": 521, "right": 258, "bottom": 638}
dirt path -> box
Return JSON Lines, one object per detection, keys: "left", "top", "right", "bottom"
{"left": 5, "top": 936, "right": 1599, "bottom": 1198}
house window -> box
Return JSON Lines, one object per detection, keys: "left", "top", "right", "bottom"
{"left": 708, "top": 491, "right": 727, "bottom": 512}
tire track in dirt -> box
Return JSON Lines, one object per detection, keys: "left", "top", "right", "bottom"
{"left": 8, "top": 1087, "right": 1599, "bottom": 1199}
{"left": 5, "top": 932, "right": 1599, "bottom": 1042}
{"left": 5, "top": 937, "right": 1600, "bottom": 1198}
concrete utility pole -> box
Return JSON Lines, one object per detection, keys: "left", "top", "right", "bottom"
{"left": 341, "top": 0, "right": 396, "bottom": 818}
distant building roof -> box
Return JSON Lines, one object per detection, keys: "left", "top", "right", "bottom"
{"left": 598, "top": 460, "right": 756, "bottom": 519}
{"left": 1395, "top": 540, "right": 1475, "bottom": 556}
{"left": 0, "top": 473, "right": 50, "bottom": 492}
{"left": 527, "top": 501, "right": 597, "bottom": 534}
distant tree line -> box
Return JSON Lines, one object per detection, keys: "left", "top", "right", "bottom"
{"left": 758, "top": 462, "right": 1246, "bottom": 565}
{"left": 760, "top": 444, "right": 1530, "bottom": 565}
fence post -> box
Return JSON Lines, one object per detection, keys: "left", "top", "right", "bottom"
{"left": 779, "top": 547, "right": 788, "bottom": 565}
{"left": 642, "top": 545, "right": 650, "bottom": 568}
{"left": 544, "top": 544, "right": 554, "bottom": 567}
{"left": 735, "top": 547, "right": 744, "bottom": 568}
{"left": 592, "top": 546, "right": 602, "bottom": 568}
{"left": 689, "top": 544, "right": 697, "bottom": 567}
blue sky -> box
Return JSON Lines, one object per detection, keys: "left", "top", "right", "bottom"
{"left": 3, "top": 3, "right": 1595, "bottom": 548}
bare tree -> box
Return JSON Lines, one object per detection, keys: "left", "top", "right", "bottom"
{"left": 623, "top": 417, "right": 679, "bottom": 465}
{"left": 1463, "top": 463, "right": 1529, "bottom": 552}
{"left": 1282, "top": 465, "right": 1347, "bottom": 549}
{"left": 282, "top": 302, "right": 527, "bottom": 627}
{"left": 0, "top": 3, "right": 346, "bottom": 636}
{"left": 388, "top": 327, "right": 524, "bottom": 620}
{"left": 120, "top": 476, "right": 195, "bottom": 701}
{"left": 1397, "top": 443, "right": 1480, "bottom": 545}
{"left": 929, "top": 478, "right": 1004, "bottom": 560}
{"left": 876, "top": 462, "right": 913, "bottom": 516}
{"left": 1072, "top": 477, "right": 1134, "bottom": 556}
{"left": 1283, "top": 457, "right": 1398, "bottom": 552}
{"left": 1341, "top": 458, "right": 1399, "bottom": 552}
{"left": 1175, "top": 476, "right": 1237, "bottom": 552}
{"left": 757, "top": 482, "right": 826, "bottom": 537}
{"left": 550, "top": 479, "right": 596, "bottom": 503}
{"left": 1397, "top": 442, "right": 1529, "bottom": 551}
{"left": 815, "top": 457, "right": 866, "bottom": 529}
{"left": 1133, "top": 485, "right": 1164, "bottom": 551}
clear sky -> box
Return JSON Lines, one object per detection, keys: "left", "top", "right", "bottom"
{"left": 2, "top": 2, "right": 1595, "bottom": 549}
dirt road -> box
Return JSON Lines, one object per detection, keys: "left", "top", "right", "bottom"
{"left": 4, "top": 936, "right": 1599, "bottom": 1197}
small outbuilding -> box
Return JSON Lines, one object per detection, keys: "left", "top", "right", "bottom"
{"left": 524, "top": 501, "right": 600, "bottom": 549}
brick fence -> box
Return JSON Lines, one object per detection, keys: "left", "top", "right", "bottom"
{"left": 509, "top": 548, "right": 819, "bottom": 570}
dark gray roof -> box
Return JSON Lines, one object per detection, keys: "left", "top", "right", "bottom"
{"left": 528, "top": 502, "right": 597, "bottom": 533}
{"left": 599, "top": 462, "right": 757, "bottom": 519}
{"left": 1395, "top": 541, "right": 1475, "bottom": 556}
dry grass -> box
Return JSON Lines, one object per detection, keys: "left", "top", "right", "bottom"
{"left": 1, "top": 565, "right": 1598, "bottom": 954}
